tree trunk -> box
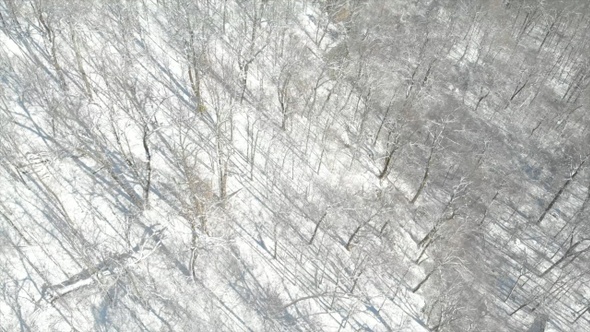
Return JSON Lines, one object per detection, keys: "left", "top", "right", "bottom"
{"left": 142, "top": 126, "right": 151, "bottom": 210}
{"left": 537, "top": 159, "right": 585, "bottom": 224}
{"left": 411, "top": 147, "right": 434, "bottom": 204}
{"left": 412, "top": 268, "right": 435, "bottom": 293}
{"left": 309, "top": 211, "right": 328, "bottom": 245}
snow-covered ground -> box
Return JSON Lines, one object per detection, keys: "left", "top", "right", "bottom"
{"left": 1, "top": 1, "right": 590, "bottom": 331}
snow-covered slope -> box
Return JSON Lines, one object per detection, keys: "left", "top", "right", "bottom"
{"left": 1, "top": 1, "right": 589, "bottom": 331}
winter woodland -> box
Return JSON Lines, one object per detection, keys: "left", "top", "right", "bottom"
{"left": 1, "top": 0, "right": 590, "bottom": 331}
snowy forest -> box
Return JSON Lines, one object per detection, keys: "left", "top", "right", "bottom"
{"left": 1, "top": 0, "right": 590, "bottom": 331}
